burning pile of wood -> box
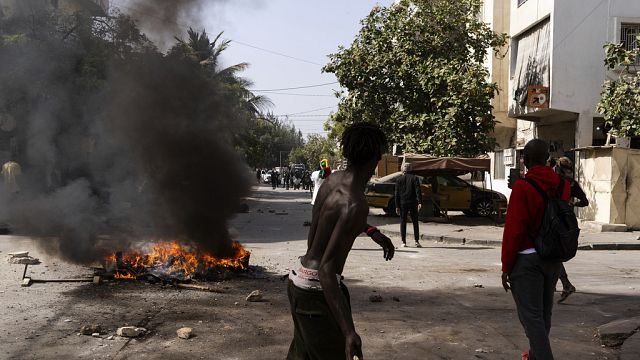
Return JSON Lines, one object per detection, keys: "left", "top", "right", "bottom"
{"left": 101, "top": 241, "right": 250, "bottom": 282}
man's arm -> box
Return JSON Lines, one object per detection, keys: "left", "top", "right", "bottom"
{"left": 501, "top": 181, "right": 530, "bottom": 275}
{"left": 571, "top": 181, "right": 589, "bottom": 207}
{"left": 319, "top": 204, "right": 365, "bottom": 360}
{"left": 363, "top": 224, "right": 394, "bottom": 261}
{"left": 394, "top": 177, "right": 401, "bottom": 212}
{"left": 414, "top": 176, "right": 422, "bottom": 210}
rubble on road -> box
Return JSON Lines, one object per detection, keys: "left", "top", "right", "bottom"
{"left": 80, "top": 324, "right": 102, "bottom": 336}
{"left": 369, "top": 294, "right": 383, "bottom": 303}
{"left": 392, "top": 296, "right": 400, "bottom": 302}
{"left": 91, "top": 333, "right": 100, "bottom": 338}
{"left": 246, "top": 290, "right": 263, "bottom": 302}
{"left": 116, "top": 326, "right": 146, "bottom": 338}
{"left": 303, "top": 221, "right": 311, "bottom": 226}
{"left": 597, "top": 316, "right": 640, "bottom": 347}
{"left": 473, "top": 284, "right": 484, "bottom": 288}
{"left": 176, "top": 327, "right": 193, "bottom": 339}
{"left": 7, "top": 251, "right": 40, "bottom": 265}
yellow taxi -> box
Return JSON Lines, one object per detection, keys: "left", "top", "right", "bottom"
{"left": 366, "top": 172, "right": 507, "bottom": 217}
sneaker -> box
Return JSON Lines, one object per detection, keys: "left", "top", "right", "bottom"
{"left": 415, "top": 242, "right": 422, "bottom": 248}
{"left": 401, "top": 243, "right": 408, "bottom": 248}
{"left": 558, "top": 285, "right": 576, "bottom": 304}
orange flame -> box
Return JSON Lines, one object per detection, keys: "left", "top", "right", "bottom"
{"left": 108, "top": 241, "right": 250, "bottom": 279}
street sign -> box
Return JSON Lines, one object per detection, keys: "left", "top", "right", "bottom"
{"left": 527, "top": 86, "right": 549, "bottom": 108}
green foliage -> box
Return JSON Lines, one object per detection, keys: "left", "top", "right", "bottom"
{"left": 239, "top": 114, "right": 304, "bottom": 168}
{"left": 288, "top": 134, "right": 338, "bottom": 171}
{"left": 324, "top": 0, "right": 507, "bottom": 157}
{"left": 596, "top": 35, "right": 640, "bottom": 137}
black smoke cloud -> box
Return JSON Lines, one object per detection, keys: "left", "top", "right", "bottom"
{"left": 0, "top": 16, "right": 252, "bottom": 263}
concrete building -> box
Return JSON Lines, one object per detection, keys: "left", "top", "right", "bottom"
{"left": 488, "top": 0, "right": 640, "bottom": 229}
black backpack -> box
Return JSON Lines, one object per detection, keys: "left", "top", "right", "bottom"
{"left": 524, "top": 177, "right": 580, "bottom": 262}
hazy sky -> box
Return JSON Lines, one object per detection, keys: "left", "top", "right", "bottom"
{"left": 112, "top": 0, "right": 394, "bottom": 137}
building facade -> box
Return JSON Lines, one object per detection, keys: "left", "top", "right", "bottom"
{"left": 487, "top": 0, "right": 640, "bottom": 229}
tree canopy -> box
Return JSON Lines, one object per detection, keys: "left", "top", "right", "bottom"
{"left": 324, "top": 0, "right": 507, "bottom": 157}
{"left": 596, "top": 35, "right": 640, "bottom": 137}
{"left": 288, "top": 134, "right": 338, "bottom": 171}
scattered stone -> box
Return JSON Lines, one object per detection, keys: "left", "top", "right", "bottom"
{"left": 475, "top": 348, "right": 488, "bottom": 353}
{"left": 176, "top": 327, "right": 193, "bottom": 339}
{"left": 473, "top": 284, "right": 484, "bottom": 288}
{"left": 453, "top": 229, "right": 464, "bottom": 232}
{"left": 621, "top": 331, "right": 640, "bottom": 360}
{"left": 8, "top": 255, "right": 40, "bottom": 265}
{"left": 246, "top": 290, "right": 263, "bottom": 302}
{"left": 369, "top": 294, "right": 383, "bottom": 303}
{"left": 116, "top": 326, "right": 146, "bottom": 338}
{"left": 64, "top": 319, "right": 72, "bottom": 323}
{"left": 275, "top": 211, "right": 288, "bottom": 215}
{"left": 80, "top": 324, "right": 102, "bottom": 336}
{"left": 234, "top": 302, "right": 239, "bottom": 306}
{"left": 106, "top": 335, "right": 114, "bottom": 340}
{"left": 379, "top": 330, "right": 385, "bottom": 333}
{"left": 257, "top": 209, "right": 264, "bottom": 213}
{"left": 303, "top": 221, "right": 312, "bottom": 227}
{"left": 268, "top": 209, "right": 276, "bottom": 213}
{"left": 91, "top": 333, "right": 100, "bottom": 338}
{"left": 8, "top": 251, "right": 29, "bottom": 257}
{"left": 392, "top": 296, "right": 400, "bottom": 302}
{"left": 238, "top": 203, "right": 250, "bottom": 213}
{"left": 597, "top": 316, "right": 640, "bottom": 347}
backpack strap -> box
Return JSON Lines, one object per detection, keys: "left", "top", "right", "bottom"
{"left": 523, "top": 178, "right": 549, "bottom": 203}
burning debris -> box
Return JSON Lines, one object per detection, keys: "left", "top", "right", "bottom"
{"left": 103, "top": 241, "right": 250, "bottom": 282}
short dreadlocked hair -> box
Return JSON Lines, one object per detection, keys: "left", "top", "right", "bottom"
{"left": 341, "top": 122, "right": 387, "bottom": 166}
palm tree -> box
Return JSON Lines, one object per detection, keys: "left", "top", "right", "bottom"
{"left": 170, "top": 28, "right": 272, "bottom": 116}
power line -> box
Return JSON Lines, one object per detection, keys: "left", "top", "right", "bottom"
{"left": 252, "top": 92, "right": 335, "bottom": 97}
{"left": 276, "top": 114, "right": 332, "bottom": 118}
{"left": 279, "top": 106, "right": 335, "bottom": 116}
{"left": 232, "top": 40, "right": 324, "bottom": 66}
{"left": 552, "top": 1, "right": 605, "bottom": 51}
{"left": 252, "top": 82, "right": 339, "bottom": 92}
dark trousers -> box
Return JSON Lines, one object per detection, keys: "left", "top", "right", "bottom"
{"left": 510, "top": 253, "right": 561, "bottom": 360}
{"left": 400, "top": 203, "right": 420, "bottom": 243}
{"left": 287, "top": 280, "right": 351, "bottom": 360}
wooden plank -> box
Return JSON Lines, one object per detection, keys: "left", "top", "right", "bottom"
{"left": 175, "top": 283, "right": 225, "bottom": 293}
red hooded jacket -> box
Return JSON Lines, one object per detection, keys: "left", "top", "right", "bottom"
{"left": 501, "top": 166, "right": 571, "bottom": 273}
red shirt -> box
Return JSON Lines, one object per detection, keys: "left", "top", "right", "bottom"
{"left": 501, "top": 166, "right": 571, "bottom": 273}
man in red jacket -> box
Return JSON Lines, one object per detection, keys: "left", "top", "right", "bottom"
{"left": 501, "top": 139, "right": 570, "bottom": 360}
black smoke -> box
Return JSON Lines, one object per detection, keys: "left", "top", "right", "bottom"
{"left": 0, "top": 12, "right": 252, "bottom": 263}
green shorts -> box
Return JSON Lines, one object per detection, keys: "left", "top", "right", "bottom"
{"left": 287, "top": 280, "right": 351, "bottom": 360}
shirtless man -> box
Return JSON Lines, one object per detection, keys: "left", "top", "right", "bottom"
{"left": 287, "top": 122, "right": 393, "bottom": 360}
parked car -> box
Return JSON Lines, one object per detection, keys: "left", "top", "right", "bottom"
{"left": 365, "top": 171, "right": 507, "bottom": 217}
{"left": 261, "top": 170, "right": 271, "bottom": 183}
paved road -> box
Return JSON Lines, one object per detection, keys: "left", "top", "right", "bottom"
{"left": 0, "top": 184, "right": 638, "bottom": 359}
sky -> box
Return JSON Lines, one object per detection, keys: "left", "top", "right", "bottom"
{"left": 112, "top": 0, "right": 394, "bottom": 138}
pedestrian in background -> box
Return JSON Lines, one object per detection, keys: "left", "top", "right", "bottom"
{"left": 395, "top": 162, "right": 422, "bottom": 248}
{"left": 554, "top": 156, "right": 588, "bottom": 304}
{"left": 501, "top": 139, "right": 571, "bottom": 360}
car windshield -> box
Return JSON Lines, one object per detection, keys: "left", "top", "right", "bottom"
{"left": 437, "top": 175, "right": 470, "bottom": 187}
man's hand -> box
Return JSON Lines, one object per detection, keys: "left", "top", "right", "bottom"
{"left": 417, "top": 203, "right": 422, "bottom": 212}
{"left": 345, "top": 332, "right": 363, "bottom": 360}
{"left": 396, "top": 207, "right": 400, "bottom": 216}
{"left": 370, "top": 231, "right": 395, "bottom": 261}
{"left": 501, "top": 272, "right": 511, "bottom": 292}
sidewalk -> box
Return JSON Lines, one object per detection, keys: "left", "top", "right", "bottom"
{"left": 371, "top": 211, "right": 640, "bottom": 250}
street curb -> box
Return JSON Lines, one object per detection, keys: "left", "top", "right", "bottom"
{"left": 382, "top": 230, "right": 640, "bottom": 250}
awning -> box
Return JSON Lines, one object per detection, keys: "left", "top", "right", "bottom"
{"left": 403, "top": 154, "right": 491, "bottom": 174}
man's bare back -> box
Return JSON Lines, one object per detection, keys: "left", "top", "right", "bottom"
{"left": 287, "top": 123, "right": 387, "bottom": 360}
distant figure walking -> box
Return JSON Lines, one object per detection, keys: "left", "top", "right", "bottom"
{"left": 271, "top": 168, "right": 278, "bottom": 190}
{"left": 310, "top": 159, "right": 331, "bottom": 205}
{"left": 395, "top": 163, "right": 422, "bottom": 248}
{"left": 554, "top": 156, "right": 588, "bottom": 304}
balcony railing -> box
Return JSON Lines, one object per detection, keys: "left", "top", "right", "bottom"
{"left": 621, "top": 23, "right": 640, "bottom": 65}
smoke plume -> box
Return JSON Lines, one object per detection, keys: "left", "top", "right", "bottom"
{"left": 0, "top": 12, "right": 252, "bottom": 263}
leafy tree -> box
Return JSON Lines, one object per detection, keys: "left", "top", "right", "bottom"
{"left": 324, "top": 0, "right": 507, "bottom": 157}
{"left": 596, "top": 35, "right": 640, "bottom": 137}
{"left": 288, "top": 134, "right": 338, "bottom": 171}
{"left": 169, "top": 28, "right": 272, "bottom": 118}
{"left": 239, "top": 114, "right": 304, "bottom": 168}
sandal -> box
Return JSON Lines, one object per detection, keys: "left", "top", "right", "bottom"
{"left": 558, "top": 285, "right": 576, "bottom": 303}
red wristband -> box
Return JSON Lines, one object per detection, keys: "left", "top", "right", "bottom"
{"left": 366, "top": 226, "right": 379, "bottom": 236}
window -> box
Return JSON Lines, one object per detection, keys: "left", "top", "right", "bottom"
{"left": 621, "top": 23, "right": 640, "bottom": 65}
{"left": 494, "top": 150, "right": 505, "bottom": 180}
{"left": 517, "top": 0, "right": 529, "bottom": 7}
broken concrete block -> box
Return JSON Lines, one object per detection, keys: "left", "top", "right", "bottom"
{"left": 91, "top": 333, "right": 100, "bottom": 338}
{"left": 8, "top": 256, "right": 40, "bottom": 265}
{"left": 621, "top": 331, "right": 640, "bottom": 360}
{"left": 176, "top": 327, "right": 193, "bottom": 339}
{"left": 21, "top": 278, "right": 31, "bottom": 287}
{"left": 597, "top": 316, "right": 640, "bottom": 347}
{"left": 369, "top": 294, "right": 383, "bottom": 303}
{"left": 8, "top": 251, "right": 29, "bottom": 258}
{"left": 246, "top": 290, "right": 263, "bottom": 302}
{"left": 116, "top": 326, "right": 146, "bottom": 338}
{"left": 80, "top": 324, "right": 102, "bottom": 336}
